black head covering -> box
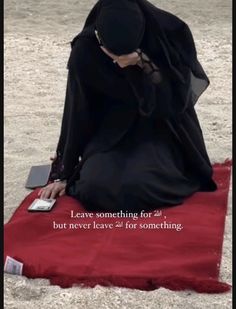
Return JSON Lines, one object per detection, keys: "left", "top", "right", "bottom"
{"left": 95, "top": 0, "right": 145, "bottom": 55}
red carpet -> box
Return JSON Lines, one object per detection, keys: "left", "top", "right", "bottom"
{"left": 4, "top": 160, "right": 232, "bottom": 293}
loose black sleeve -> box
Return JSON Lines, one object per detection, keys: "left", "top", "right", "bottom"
{"left": 123, "top": 62, "right": 174, "bottom": 119}
{"left": 49, "top": 66, "right": 94, "bottom": 181}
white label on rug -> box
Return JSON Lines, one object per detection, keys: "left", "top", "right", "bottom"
{"left": 4, "top": 256, "right": 23, "bottom": 275}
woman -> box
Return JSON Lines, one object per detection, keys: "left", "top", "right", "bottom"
{"left": 39, "top": 0, "right": 217, "bottom": 212}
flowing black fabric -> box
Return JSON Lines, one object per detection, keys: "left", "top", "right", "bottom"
{"left": 49, "top": 0, "right": 217, "bottom": 212}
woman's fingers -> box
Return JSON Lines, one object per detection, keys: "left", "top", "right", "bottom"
{"left": 38, "top": 184, "right": 55, "bottom": 199}
{"left": 38, "top": 187, "right": 46, "bottom": 198}
{"left": 118, "top": 51, "right": 140, "bottom": 61}
{"left": 38, "top": 188, "right": 42, "bottom": 196}
{"left": 58, "top": 188, "right": 66, "bottom": 197}
{"left": 49, "top": 188, "right": 59, "bottom": 199}
{"left": 38, "top": 182, "right": 67, "bottom": 200}
{"left": 117, "top": 60, "right": 133, "bottom": 68}
{"left": 117, "top": 52, "right": 140, "bottom": 67}
{"left": 100, "top": 46, "right": 113, "bottom": 57}
{"left": 100, "top": 46, "right": 118, "bottom": 61}
{"left": 117, "top": 62, "right": 127, "bottom": 68}
{"left": 38, "top": 188, "right": 46, "bottom": 197}
{"left": 41, "top": 185, "right": 55, "bottom": 199}
{"left": 100, "top": 47, "right": 140, "bottom": 68}
{"left": 49, "top": 152, "right": 57, "bottom": 161}
{"left": 50, "top": 184, "right": 66, "bottom": 198}
{"left": 50, "top": 155, "right": 57, "bottom": 162}
{"left": 40, "top": 188, "right": 51, "bottom": 199}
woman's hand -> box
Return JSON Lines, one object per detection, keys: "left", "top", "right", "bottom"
{"left": 50, "top": 153, "right": 57, "bottom": 162}
{"left": 100, "top": 46, "right": 141, "bottom": 68}
{"left": 38, "top": 180, "right": 67, "bottom": 199}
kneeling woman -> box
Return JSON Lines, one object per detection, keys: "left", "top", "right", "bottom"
{"left": 39, "top": 0, "right": 217, "bottom": 212}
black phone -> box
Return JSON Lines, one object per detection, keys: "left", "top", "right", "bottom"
{"left": 25, "top": 164, "right": 52, "bottom": 189}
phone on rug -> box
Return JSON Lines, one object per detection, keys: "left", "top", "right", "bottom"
{"left": 28, "top": 198, "right": 56, "bottom": 212}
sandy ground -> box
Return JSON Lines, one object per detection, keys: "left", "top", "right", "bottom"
{"left": 4, "top": 0, "right": 232, "bottom": 308}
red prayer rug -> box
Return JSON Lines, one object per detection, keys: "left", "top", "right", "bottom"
{"left": 4, "top": 160, "right": 232, "bottom": 293}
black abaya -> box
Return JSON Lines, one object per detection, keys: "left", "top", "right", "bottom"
{"left": 67, "top": 98, "right": 202, "bottom": 213}
{"left": 49, "top": 0, "right": 217, "bottom": 212}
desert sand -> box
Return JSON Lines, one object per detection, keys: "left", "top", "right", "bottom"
{"left": 4, "top": 0, "right": 232, "bottom": 308}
